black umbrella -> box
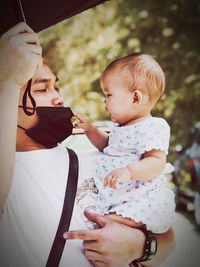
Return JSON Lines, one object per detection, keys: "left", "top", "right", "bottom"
{"left": 0, "top": 0, "right": 108, "bottom": 35}
{"left": 0, "top": 0, "right": 108, "bottom": 115}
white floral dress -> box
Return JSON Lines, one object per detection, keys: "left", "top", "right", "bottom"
{"left": 93, "top": 117, "right": 176, "bottom": 233}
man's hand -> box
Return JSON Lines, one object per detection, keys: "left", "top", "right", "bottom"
{"left": 104, "top": 167, "right": 132, "bottom": 189}
{"left": 0, "top": 22, "right": 42, "bottom": 88}
{"left": 64, "top": 210, "right": 145, "bottom": 267}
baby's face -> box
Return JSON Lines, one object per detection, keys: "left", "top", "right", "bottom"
{"left": 101, "top": 68, "right": 148, "bottom": 126}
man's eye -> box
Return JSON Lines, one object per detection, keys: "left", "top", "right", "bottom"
{"left": 36, "top": 89, "right": 47, "bottom": 93}
{"left": 106, "top": 94, "right": 112, "bottom": 97}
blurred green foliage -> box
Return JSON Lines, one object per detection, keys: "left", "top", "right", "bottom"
{"left": 39, "top": 0, "right": 200, "bottom": 160}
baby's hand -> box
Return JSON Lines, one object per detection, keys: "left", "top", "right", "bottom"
{"left": 72, "top": 110, "right": 92, "bottom": 132}
{"left": 104, "top": 167, "right": 131, "bottom": 190}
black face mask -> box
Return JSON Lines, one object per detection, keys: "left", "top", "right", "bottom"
{"left": 18, "top": 78, "right": 74, "bottom": 148}
{"left": 18, "top": 106, "right": 74, "bottom": 148}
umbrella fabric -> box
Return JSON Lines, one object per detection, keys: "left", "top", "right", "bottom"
{"left": 0, "top": 0, "right": 108, "bottom": 35}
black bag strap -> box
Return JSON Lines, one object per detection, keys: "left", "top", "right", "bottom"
{"left": 46, "top": 148, "right": 79, "bottom": 267}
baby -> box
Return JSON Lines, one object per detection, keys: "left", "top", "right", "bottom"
{"left": 74, "top": 53, "right": 176, "bottom": 233}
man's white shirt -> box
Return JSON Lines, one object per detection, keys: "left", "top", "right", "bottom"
{"left": 0, "top": 144, "right": 101, "bottom": 267}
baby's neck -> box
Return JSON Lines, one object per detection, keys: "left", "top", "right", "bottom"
{"left": 121, "top": 114, "right": 152, "bottom": 127}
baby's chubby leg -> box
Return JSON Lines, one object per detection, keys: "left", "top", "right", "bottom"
{"left": 105, "top": 212, "right": 144, "bottom": 227}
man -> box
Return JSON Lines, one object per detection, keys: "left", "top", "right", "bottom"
{"left": 0, "top": 22, "right": 174, "bottom": 267}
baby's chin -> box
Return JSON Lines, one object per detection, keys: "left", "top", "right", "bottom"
{"left": 110, "top": 115, "right": 124, "bottom": 125}
{"left": 110, "top": 117, "right": 118, "bottom": 124}
{"left": 111, "top": 118, "right": 122, "bottom": 126}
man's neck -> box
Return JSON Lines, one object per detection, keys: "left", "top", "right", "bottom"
{"left": 16, "top": 128, "right": 46, "bottom": 151}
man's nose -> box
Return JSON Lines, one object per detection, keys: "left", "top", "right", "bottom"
{"left": 52, "top": 93, "right": 64, "bottom": 107}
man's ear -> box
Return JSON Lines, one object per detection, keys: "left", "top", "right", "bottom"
{"left": 132, "top": 90, "right": 143, "bottom": 105}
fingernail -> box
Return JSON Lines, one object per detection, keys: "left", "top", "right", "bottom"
{"left": 63, "top": 233, "right": 68, "bottom": 239}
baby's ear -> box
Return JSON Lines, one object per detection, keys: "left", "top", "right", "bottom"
{"left": 132, "top": 90, "right": 143, "bottom": 105}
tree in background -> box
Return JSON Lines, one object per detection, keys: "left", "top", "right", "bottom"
{"left": 39, "top": 0, "right": 200, "bottom": 160}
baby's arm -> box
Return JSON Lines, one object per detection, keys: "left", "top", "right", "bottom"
{"left": 72, "top": 110, "right": 109, "bottom": 152}
{"left": 128, "top": 149, "right": 166, "bottom": 180}
{"left": 104, "top": 149, "right": 166, "bottom": 189}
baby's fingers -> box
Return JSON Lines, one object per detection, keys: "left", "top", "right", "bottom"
{"left": 104, "top": 174, "right": 119, "bottom": 190}
{"left": 72, "top": 110, "right": 87, "bottom": 122}
{"left": 110, "top": 177, "right": 119, "bottom": 190}
{"left": 103, "top": 176, "right": 109, "bottom": 188}
{"left": 104, "top": 173, "right": 113, "bottom": 188}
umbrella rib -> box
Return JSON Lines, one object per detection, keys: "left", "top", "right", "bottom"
{"left": 18, "top": 0, "right": 26, "bottom": 23}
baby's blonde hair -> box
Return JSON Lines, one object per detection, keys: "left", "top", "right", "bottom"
{"left": 104, "top": 53, "right": 165, "bottom": 104}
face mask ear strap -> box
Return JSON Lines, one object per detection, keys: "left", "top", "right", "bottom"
{"left": 22, "top": 79, "right": 36, "bottom": 116}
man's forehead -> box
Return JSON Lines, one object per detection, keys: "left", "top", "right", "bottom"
{"left": 32, "top": 64, "right": 58, "bottom": 83}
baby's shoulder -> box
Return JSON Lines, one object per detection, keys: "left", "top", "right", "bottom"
{"left": 141, "top": 117, "right": 170, "bottom": 131}
{"left": 133, "top": 117, "right": 170, "bottom": 154}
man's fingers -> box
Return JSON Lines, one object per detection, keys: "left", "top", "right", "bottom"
{"left": 10, "top": 32, "right": 40, "bottom": 46}
{"left": 2, "top": 22, "right": 34, "bottom": 40}
{"left": 84, "top": 210, "right": 109, "bottom": 228}
{"left": 64, "top": 228, "right": 102, "bottom": 241}
{"left": 85, "top": 249, "right": 102, "bottom": 261}
{"left": 83, "top": 240, "right": 98, "bottom": 250}
{"left": 64, "top": 211, "right": 112, "bottom": 240}
{"left": 22, "top": 52, "right": 43, "bottom": 68}
{"left": 92, "top": 260, "right": 106, "bottom": 267}
{"left": 0, "top": 22, "right": 43, "bottom": 87}
{"left": 23, "top": 43, "right": 42, "bottom": 55}
{"left": 34, "top": 54, "right": 43, "bottom": 68}
{"left": 20, "top": 32, "right": 40, "bottom": 45}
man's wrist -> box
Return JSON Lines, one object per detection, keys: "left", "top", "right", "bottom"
{"left": 132, "top": 227, "right": 146, "bottom": 260}
{"left": 132, "top": 226, "right": 157, "bottom": 265}
{"left": 0, "top": 79, "right": 21, "bottom": 94}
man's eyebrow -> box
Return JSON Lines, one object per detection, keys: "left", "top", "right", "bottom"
{"left": 33, "top": 77, "right": 59, "bottom": 84}
{"left": 33, "top": 78, "right": 50, "bottom": 84}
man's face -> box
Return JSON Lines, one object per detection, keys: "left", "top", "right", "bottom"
{"left": 18, "top": 63, "right": 64, "bottom": 130}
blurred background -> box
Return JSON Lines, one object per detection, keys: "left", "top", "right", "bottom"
{"left": 39, "top": 1, "right": 200, "bottom": 265}
{"left": 39, "top": 0, "right": 200, "bottom": 160}
{"left": 39, "top": 0, "right": 200, "bottom": 227}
